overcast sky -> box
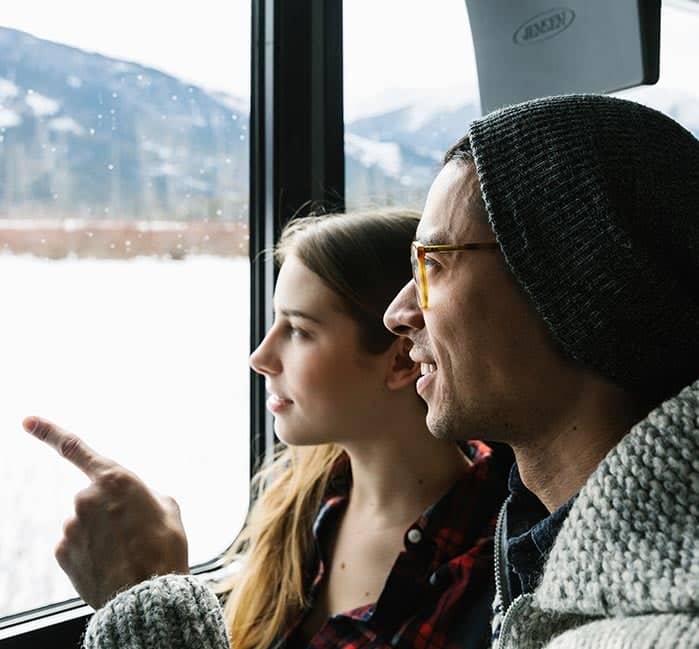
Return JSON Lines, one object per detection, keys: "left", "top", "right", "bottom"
{"left": 1, "top": 1, "right": 697, "bottom": 119}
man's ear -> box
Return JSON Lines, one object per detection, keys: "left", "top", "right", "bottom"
{"left": 385, "top": 337, "right": 420, "bottom": 390}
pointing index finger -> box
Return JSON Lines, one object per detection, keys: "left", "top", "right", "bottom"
{"left": 23, "top": 416, "right": 115, "bottom": 480}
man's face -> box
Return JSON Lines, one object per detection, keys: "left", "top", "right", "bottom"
{"left": 384, "top": 161, "right": 582, "bottom": 442}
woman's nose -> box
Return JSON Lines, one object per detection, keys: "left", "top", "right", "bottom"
{"left": 249, "top": 331, "right": 281, "bottom": 376}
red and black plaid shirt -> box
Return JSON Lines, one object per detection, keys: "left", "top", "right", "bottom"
{"left": 279, "top": 441, "right": 506, "bottom": 649}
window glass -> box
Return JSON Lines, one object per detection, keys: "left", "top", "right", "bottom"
{"left": 344, "top": 2, "right": 699, "bottom": 211}
{"left": 0, "top": 2, "right": 250, "bottom": 618}
{"left": 343, "top": 0, "right": 480, "bottom": 210}
{"left": 615, "top": 3, "right": 699, "bottom": 137}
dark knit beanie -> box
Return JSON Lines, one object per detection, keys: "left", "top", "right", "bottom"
{"left": 467, "top": 94, "right": 699, "bottom": 401}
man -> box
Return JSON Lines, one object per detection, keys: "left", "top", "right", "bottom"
{"left": 384, "top": 94, "right": 699, "bottom": 649}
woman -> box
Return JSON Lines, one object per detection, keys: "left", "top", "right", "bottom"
{"left": 25, "top": 209, "right": 506, "bottom": 649}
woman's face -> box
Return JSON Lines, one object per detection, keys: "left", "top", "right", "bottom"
{"left": 249, "top": 255, "right": 391, "bottom": 446}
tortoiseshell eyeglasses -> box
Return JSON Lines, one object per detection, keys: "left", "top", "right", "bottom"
{"left": 410, "top": 241, "right": 499, "bottom": 309}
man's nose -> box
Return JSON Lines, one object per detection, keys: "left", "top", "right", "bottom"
{"left": 384, "top": 280, "right": 425, "bottom": 336}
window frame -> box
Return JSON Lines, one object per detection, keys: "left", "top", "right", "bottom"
{"left": 0, "top": 0, "right": 344, "bottom": 645}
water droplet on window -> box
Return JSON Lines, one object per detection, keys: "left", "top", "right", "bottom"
{"left": 52, "top": 193, "right": 59, "bottom": 200}
{"left": 112, "top": 92, "right": 118, "bottom": 98}
{"left": 107, "top": 164, "right": 114, "bottom": 170}
{"left": 225, "top": 158, "right": 231, "bottom": 164}
{"left": 104, "top": 207, "right": 110, "bottom": 214}
{"left": 199, "top": 168, "right": 205, "bottom": 174}
{"left": 110, "top": 108, "right": 115, "bottom": 115}
{"left": 109, "top": 243, "right": 115, "bottom": 249}
{"left": 40, "top": 239, "right": 46, "bottom": 244}
{"left": 239, "top": 135, "right": 245, "bottom": 141}
{"left": 203, "top": 235, "right": 210, "bottom": 241}
{"left": 87, "top": 232, "right": 94, "bottom": 238}
{"left": 125, "top": 240, "right": 131, "bottom": 247}
{"left": 216, "top": 209, "right": 223, "bottom": 216}
{"left": 232, "top": 114, "right": 238, "bottom": 120}
{"left": 171, "top": 95, "right": 178, "bottom": 101}
{"left": 89, "top": 128, "right": 95, "bottom": 135}
{"left": 51, "top": 147, "right": 57, "bottom": 153}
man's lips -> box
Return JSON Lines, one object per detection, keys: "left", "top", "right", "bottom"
{"left": 410, "top": 354, "right": 437, "bottom": 397}
{"left": 409, "top": 351, "right": 437, "bottom": 375}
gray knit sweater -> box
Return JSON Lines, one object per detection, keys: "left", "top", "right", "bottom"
{"left": 494, "top": 380, "right": 699, "bottom": 649}
{"left": 83, "top": 381, "right": 699, "bottom": 649}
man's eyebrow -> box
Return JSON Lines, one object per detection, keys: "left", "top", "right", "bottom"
{"left": 278, "top": 308, "right": 323, "bottom": 324}
{"left": 415, "top": 231, "right": 451, "bottom": 246}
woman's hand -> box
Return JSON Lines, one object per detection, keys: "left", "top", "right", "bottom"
{"left": 23, "top": 416, "right": 189, "bottom": 609}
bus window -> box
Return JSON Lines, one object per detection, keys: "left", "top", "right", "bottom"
{"left": 0, "top": 1, "right": 250, "bottom": 620}
{"left": 343, "top": 1, "right": 699, "bottom": 212}
{"left": 615, "top": 2, "right": 699, "bottom": 136}
{"left": 343, "top": 0, "right": 480, "bottom": 210}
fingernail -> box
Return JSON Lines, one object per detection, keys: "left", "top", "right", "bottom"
{"left": 23, "top": 417, "right": 38, "bottom": 434}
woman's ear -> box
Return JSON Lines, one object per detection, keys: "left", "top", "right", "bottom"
{"left": 385, "top": 337, "right": 420, "bottom": 390}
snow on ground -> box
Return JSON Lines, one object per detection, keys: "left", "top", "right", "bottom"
{"left": 0, "top": 78, "right": 19, "bottom": 100}
{"left": 0, "top": 107, "right": 21, "bottom": 129}
{"left": 0, "top": 255, "right": 250, "bottom": 618}
{"left": 344, "top": 132, "right": 401, "bottom": 178}
{"left": 25, "top": 90, "right": 60, "bottom": 117}
{"left": 48, "top": 116, "right": 85, "bottom": 135}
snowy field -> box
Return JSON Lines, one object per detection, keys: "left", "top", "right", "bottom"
{"left": 0, "top": 255, "right": 250, "bottom": 618}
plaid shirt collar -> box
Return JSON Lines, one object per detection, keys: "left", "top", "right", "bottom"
{"left": 282, "top": 440, "right": 505, "bottom": 649}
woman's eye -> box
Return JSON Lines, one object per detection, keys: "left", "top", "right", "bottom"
{"left": 285, "top": 324, "right": 308, "bottom": 339}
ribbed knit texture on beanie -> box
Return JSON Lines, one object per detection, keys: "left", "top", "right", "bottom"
{"left": 468, "top": 94, "right": 699, "bottom": 400}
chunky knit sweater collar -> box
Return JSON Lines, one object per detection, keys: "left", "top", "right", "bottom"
{"left": 494, "top": 380, "right": 699, "bottom": 649}
{"left": 534, "top": 379, "right": 699, "bottom": 618}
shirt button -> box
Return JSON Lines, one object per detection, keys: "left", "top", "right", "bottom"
{"left": 407, "top": 528, "right": 423, "bottom": 544}
{"left": 429, "top": 572, "right": 438, "bottom": 586}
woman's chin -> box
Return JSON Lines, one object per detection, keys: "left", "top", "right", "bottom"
{"left": 274, "top": 423, "right": 327, "bottom": 447}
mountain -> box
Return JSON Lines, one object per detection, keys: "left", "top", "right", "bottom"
{"left": 0, "top": 27, "right": 249, "bottom": 221}
{"left": 0, "top": 26, "right": 470, "bottom": 219}
{"left": 345, "top": 101, "right": 481, "bottom": 209}
{"left": 0, "top": 27, "right": 697, "bottom": 221}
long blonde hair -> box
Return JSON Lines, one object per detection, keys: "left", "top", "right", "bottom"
{"left": 219, "top": 209, "right": 420, "bottom": 649}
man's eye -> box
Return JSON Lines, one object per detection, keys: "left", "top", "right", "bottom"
{"left": 424, "top": 255, "right": 440, "bottom": 269}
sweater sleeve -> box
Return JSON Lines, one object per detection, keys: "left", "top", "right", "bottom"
{"left": 545, "top": 614, "right": 699, "bottom": 649}
{"left": 83, "top": 574, "right": 230, "bottom": 649}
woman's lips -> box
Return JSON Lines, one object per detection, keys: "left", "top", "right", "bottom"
{"left": 266, "top": 394, "right": 293, "bottom": 414}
